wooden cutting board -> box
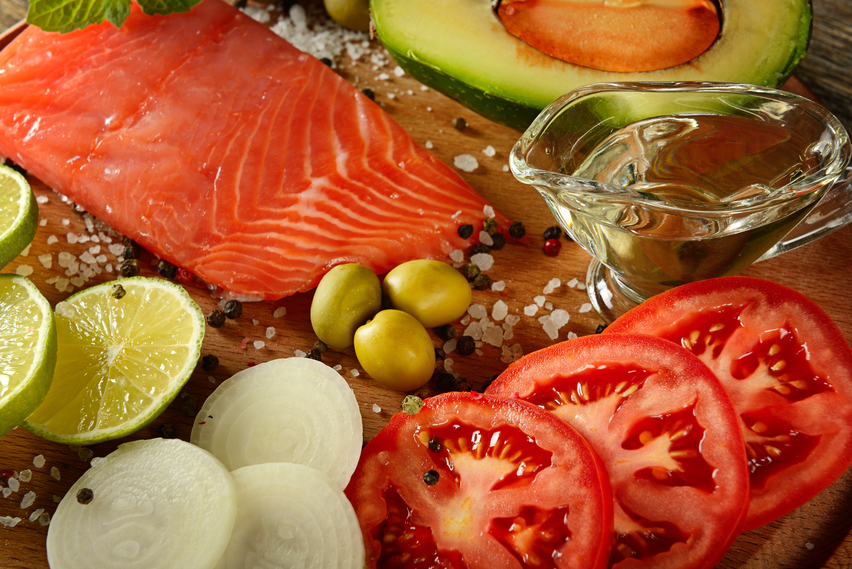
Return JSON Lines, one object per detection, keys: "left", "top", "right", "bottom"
{"left": 1, "top": 6, "right": 852, "bottom": 568}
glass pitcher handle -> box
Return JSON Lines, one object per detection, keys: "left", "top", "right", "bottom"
{"left": 758, "top": 166, "right": 852, "bottom": 262}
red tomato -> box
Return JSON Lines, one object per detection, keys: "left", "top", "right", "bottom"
{"left": 344, "top": 391, "right": 613, "bottom": 569}
{"left": 487, "top": 334, "right": 749, "bottom": 569}
{"left": 604, "top": 276, "right": 852, "bottom": 530}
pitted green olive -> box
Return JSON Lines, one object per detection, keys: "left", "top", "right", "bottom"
{"left": 310, "top": 263, "right": 382, "bottom": 350}
{"left": 382, "top": 259, "right": 472, "bottom": 328}
{"left": 324, "top": 0, "right": 371, "bottom": 32}
{"left": 354, "top": 310, "right": 436, "bottom": 391}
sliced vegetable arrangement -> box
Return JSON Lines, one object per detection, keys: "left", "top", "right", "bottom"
{"left": 486, "top": 334, "right": 749, "bottom": 569}
{"left": 191, "top": 358, "right": 363, "bottom": 489}
{"left": 604, "top": 276, "right": 852, "bottom": 530}
{"left": 345, "top": 391, "right": 614, "bottom": 569}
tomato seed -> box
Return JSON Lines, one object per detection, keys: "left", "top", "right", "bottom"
{"left": 76, "top": 488, "right": 94, "bottom": 505}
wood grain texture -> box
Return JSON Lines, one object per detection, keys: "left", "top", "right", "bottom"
{"left": 0, "top": 1, "right": 851, "bottom": 568}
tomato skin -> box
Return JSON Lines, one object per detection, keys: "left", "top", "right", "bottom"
{"left": 344, "top": 391, "right": 614, "bottom": 569}
{"left": 487, "top": 333, "right": 749, "bottom": 569}
{"left": 605, "top": 276, "right": 852, "bottom": 530}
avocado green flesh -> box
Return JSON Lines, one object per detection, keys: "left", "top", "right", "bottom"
{"left": 371, "top": 0, "right": 812, "bottom": 131}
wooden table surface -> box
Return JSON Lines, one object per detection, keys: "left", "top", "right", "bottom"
{"left": 1, "top": 1, "right": 852, "bottom": 568}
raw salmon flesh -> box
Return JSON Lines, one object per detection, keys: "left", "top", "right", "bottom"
{"left": 0, "top": 0, "right": 511, "bottom": 299}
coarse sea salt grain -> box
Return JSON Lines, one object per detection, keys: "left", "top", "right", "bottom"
{"left": 579, "top": 303, "right": 593, "bottom": 313}
{"left": 449, "top": 249, "right": 465, "bottom": 264}
{"left": 454, "top": 154, "right": 479, "bottom": 172}
{"left": 372, "top": 403, "right": 382, "bottom": 413}
{"left": 425, "top": 141, "right": 433, "bottom": 149}
{"left": 567, "top": 277, "right": 579, "bottom": 288}
{"left": 36, "top": 195, "right": 48, "bottom": 204}
{"left": 294, "top": 349, "right": 306, "bottom": 357}
{"left": 29, "top": 508, "right": 44, "bottom": 523}
{"left": 468, "top": 304, "right": 488, "bottom": 319}
{"left": 524, "top": 304, "right": 538, "bottom": 316}
{"left": 33, "top": 455, "right": 45, "bottom": 468}
{"left": 46, "top": 235, "right": 58, "bottom": 245}
{"left": 543, "top": 278, "right": 561, "bottom": 294}
{"left": 351, "top": 369, "right": 360, "bottom": 377}
{"left": 470, "top": 252, "right": 494, "bottom": 271}
{"left": 8, "top": 477, "right": 20, "bottom": 493}
{"left": 15, "top": 265, "right": 33, "bottom": 277}
{"left": 492, "top": 280, "right": 505, "bottom": 292}
{"left": 20, "top": 491, "right": 36, "bottom": 509}
{"left": 273, "top": 307, "right": 287, "bottom": 318}
{"left": 534, "top": 295, "right": 546, "bottom": 307}
{"left": 18, "top": 470, "right": 32, "bottom": 483}
{"left": 38, "top": 254, "right": 52, "bottom": 269}
{"left": 0, "top": 516, "right": 21, "bottom": 528}
{"left": 50, "top": 467, "right": 60, "bottom": 481}
{"left": 492, "top": 300, "right": 508, "bottom": 321}
{"left": 265, "top": 326, "right": 276, "bottom": 339}
{"left": 479, "top": 231, "right": 493, "bottom": 246}
{"left": 483, "top": 145, "right": 496, "bottom": 157}
{"left": 2, "top": 488, "right": 12, "bottom": 498}
{"left": 482, "top": 325, "right": 504, "bottom": 347}
{"left": 253, "top": 340, "right": 265, "bottom": 350}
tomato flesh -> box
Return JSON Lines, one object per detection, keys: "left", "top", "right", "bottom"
{"left": 487, "top": 334, "right": 749, "bottom": 569}
{"left": 345, "top": 392, "right": 613, "bottom": 569}
{"left": 605, "top": 276, "right": 852, "bottom": 530}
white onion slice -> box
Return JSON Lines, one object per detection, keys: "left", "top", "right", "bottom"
{"left": 46, "top": 438, "right": 237, "bottom": 569}
{"left": 215, "top": 463, "right": 365, "bottom": 569}
{"left": 190, "top": 357, "right": 363, "bottom": 488}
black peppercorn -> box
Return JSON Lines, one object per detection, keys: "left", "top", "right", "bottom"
{"left": 119, "top": 259, "right": 139, "bottom": 278}
{"left": 457, "top": 224, "right": 474, "bottom": 239}
{"left": 423, "top": 470, "right": 440, "bottom": 485}
{"left": 452, "top": 117, "right": 467, "bottom": 131}
{"left": 435, "top": 324, "right": 456, "bottom": 341}
{"left": 156, "top": 423, "right": 176, "bottom": 439}
{"left": 201, "top": 354, "right": 219, "bottom": 372}
{"left": 509, "top": 221, "right": 526, "bottom": 239}
{"left": 223, "top": 299, "right": 242, "bottom": 319}
{"left": 180, "top": 394, "right": 198, "bottom": 417}
{"left": 482, "top": 218, "right": 498, "bottom": 235}
{"left": 463, "top": 263, "right": 480, "bottom": 281}
{"left": 314, "top": 340, "right": 328, "bottom": 353}
{"left": 76, "top": 488, "right": 94, "bottom": 505}
{"left": 157, "top": 259, "right": 177, "bottom": 279}
{"left": 361, "top": 87, "right": 375, "bottom": 101}
{"left": 454, "top": 377, "right": 473, "bottom": 392}
{"left": 470, "top": 243, "right": 491, "bottom": 255}
{"left": 457, "top": 335, "right": 475, "bottom": 356}
{"left": 319, "top": 57, "right": 333, "bottom": 67}
{"left": 206, "top": 309, "right": 226, "bottom": 328}
{"left": 435, "top": 372, "right": 456, "bottom": 392}
{"left": 428, "top": 437, "right": 443, "bottom": 453}
{"left": 305, "top": 348, "right": 322, "bottom": 361}
{"left": 111, "top": 284, "right": 126, "bottom": 299}
{"left": 543, "top": 225, "right": 563, "bottom": 241}
{"left": 595, "top": 324, "right": 608, "bottom": 334}
{"left": 490, "top": 232, "right": 506, "bottom": 250}
{"left": 472, "top": 273, "right": 492, "bottom": 290}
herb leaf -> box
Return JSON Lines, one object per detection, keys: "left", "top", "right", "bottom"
{"left": 26, "top": 0, "right": 202, "bottom": 33}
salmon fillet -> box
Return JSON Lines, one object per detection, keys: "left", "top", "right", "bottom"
{"left": 0, "top": 0, "right": 511, "bottom": 300}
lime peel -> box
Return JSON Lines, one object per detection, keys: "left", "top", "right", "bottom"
{"left": 0, "top": 274, "right": 57, "bottom": 438}
{"left": 0, "top": 164, "right": 38, "bottom": 270}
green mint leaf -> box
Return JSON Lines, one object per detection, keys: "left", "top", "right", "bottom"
{"left": 26, "top": 0, "right": 202, "bottom": 33}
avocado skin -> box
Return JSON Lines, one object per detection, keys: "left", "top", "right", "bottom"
{"left": 372, "top": 0, "right": 813, "bottom": 132}
{"left": 385, "top": 45, "right": 541, "bottom": 131}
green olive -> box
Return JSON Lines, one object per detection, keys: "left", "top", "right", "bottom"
{"left": 354, "top": 310, "right": 436, "bottom": 391}
{"left": 383, "top": 259, "right": 472, "bottom": 328}
{"left": 310, "top": 263, "right": 382, "bottom": 350}
{"left": 324, "top": 0, "right": 371, "bottom": 32}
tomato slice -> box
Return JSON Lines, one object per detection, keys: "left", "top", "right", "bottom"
{"left": 344, "top": 391, "right": 613, "bottom": 569}
{"left": 604, "top": 276, "right": 852, "bottom": 530}
{"left": 486, "top": 334, "right": 749, "bottom": 569}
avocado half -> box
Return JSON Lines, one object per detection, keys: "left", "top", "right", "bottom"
{"left": 370, "top": 0, "right": 812, "bottom": 131}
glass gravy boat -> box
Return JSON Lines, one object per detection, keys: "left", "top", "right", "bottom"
{"left": 510, "top": 82, "right": 852, "bottom": 323}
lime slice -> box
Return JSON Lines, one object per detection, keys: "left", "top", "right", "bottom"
{"left": 0, "top": 274, "right": 57, "bottom": 438}
{"left": 0, "top": 163, "right": 38, "bottom": 270}
{"left": 24, "top": 277, "right": 205, "bottom": 444}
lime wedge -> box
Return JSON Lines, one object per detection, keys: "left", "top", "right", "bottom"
{"left": 0, "top": 164, "right": 38, "bottom": 270}
{"left": 0, "top": 274, "right": 57, "bottom": 439}
{"left": 24, "top": 277, "right": 205, "bottom": 445}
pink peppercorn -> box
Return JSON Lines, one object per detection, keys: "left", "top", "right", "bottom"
{"left": 543, "top": 238, "right": 561, "bottom": 256}
{"left": 176, "top": 267, "right": 194, "bottom": 283}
